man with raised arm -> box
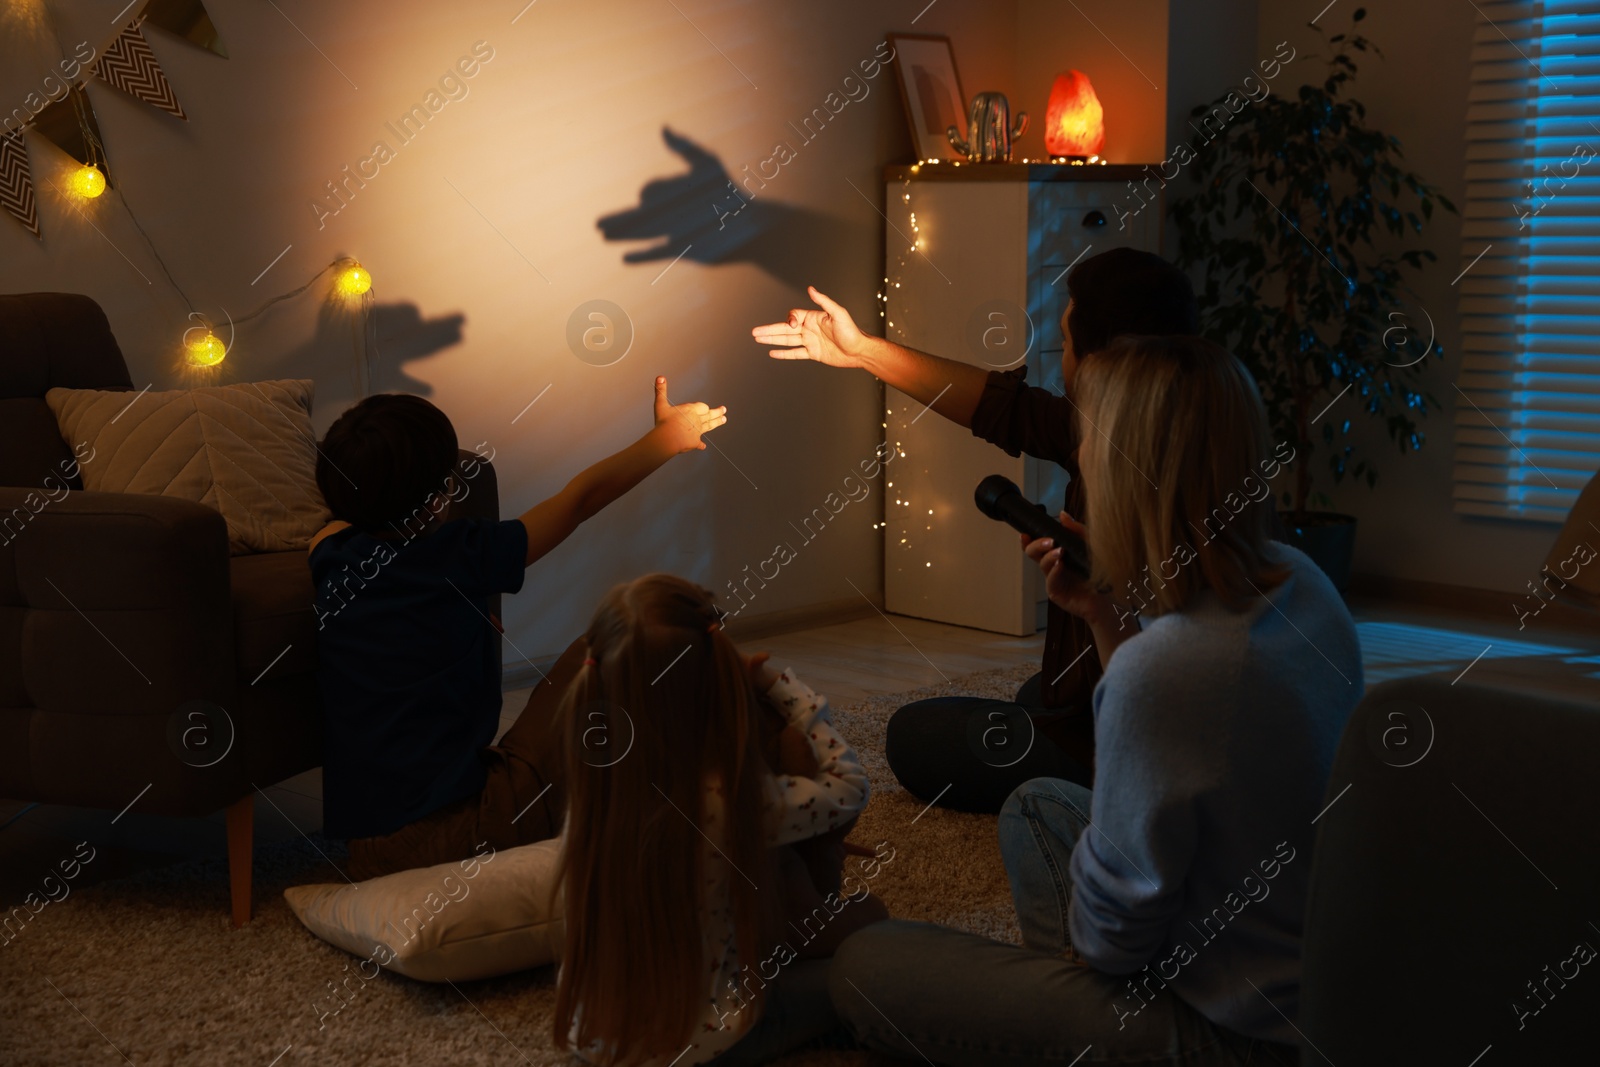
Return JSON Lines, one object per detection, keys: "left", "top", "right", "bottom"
{"left": 753, "top": 248, "right": 1199, "bottom": 811}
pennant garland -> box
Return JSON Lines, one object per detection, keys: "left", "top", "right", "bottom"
{"left": 30, "top": 86, "right": 112, "bottom": 186}
{"left": 0, "top": 0, "right": 222, "bottom": 239}
{"left": 144, "top": 0, "right": 229, "bottom": 59}
{"left": 94, "top": 21, "right": 188, "bottom": 120}
{"left": 0, "top": 131, "right": 39, "bottom": 238}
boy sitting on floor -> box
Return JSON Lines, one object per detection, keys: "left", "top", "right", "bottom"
{"left": 308, "top": 377, "right": 726, "bottom": 880}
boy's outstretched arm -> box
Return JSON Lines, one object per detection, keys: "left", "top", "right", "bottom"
{"left": 751, "top": 285, "right": 988, "bottom": 428}
{"left": 518, "top": 376, "right": 725, "bottom": 567}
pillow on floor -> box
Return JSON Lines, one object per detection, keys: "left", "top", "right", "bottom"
{"left": 44, "top": 379, "right": 329, "bottom": 554}
{"left": 283, "top": 838, "right": 565, "bottom": 983}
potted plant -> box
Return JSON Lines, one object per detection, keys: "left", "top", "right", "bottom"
{"left": 1168, "top": 8, "right": 1456, "bottom": 591}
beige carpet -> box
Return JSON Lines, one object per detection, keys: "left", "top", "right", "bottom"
{"left": 0, "top": 664, "right": 1034, "bottom": 1067}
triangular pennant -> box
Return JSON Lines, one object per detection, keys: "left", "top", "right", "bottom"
{"left": 0, "top": 131, "right": 41, "bottom": 239}
{"left": 30, "top": 86, "right": 112, "bottom": 189}
{"left": 142, "top": 0, "right": 227, "bottom": 59}
{"left": 93, "top": 20, "right": 187, "bottom": 120}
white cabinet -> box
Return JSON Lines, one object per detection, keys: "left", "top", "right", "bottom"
{"left": 881, "top": 164, "right": 1161, "bottom": 635}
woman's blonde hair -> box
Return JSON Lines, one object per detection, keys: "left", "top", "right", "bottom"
{"left": 1073, "top": 335, "right": 1289, "bottom": 617}
{"left": 552, "top": 574, "right": 779, "bottom": 1065}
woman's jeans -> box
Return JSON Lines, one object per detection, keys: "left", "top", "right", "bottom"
{"left": 709, "top": 960, "right": 848, "bottom": 1065}
{"left": 827, "top": 778, "right": 1299, "bottom": 1066}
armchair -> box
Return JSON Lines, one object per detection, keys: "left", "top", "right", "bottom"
{"left": 1299, "top": 675, "right": 1600, "bottom": 1062}
{"left": 0, "top": 292, "right": 499, "bottom": 926}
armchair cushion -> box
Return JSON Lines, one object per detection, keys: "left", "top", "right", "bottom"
{"left": 45, "top": 379, "right": 330, "bottom": 555}
{"left": 0, "top": 398, "right": 87, "bottom": 491}
{"left": 231, "top": 551, "right": 319, "bottom": 684}
{"left": 0, "top": 292, "right": 132, "bottom": 399}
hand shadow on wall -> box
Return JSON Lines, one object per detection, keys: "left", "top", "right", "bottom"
{"left": 370, "top": 302, "right": 465, "bottom": 395}
{"left": 267, "top": 300, "right": 464, "bottom": 415}
{"left": 598, "top": 127, "right": 858, "bottom": 293}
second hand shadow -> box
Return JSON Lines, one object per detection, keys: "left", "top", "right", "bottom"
{"left": 597, "top": 126, "right": 859, "bottom": 293}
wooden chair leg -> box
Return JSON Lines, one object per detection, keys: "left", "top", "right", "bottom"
{"left": 226, "top": 794, "right": 253, "bottom": 928}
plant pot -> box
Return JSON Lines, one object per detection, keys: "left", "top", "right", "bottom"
{"left": 1279, "top": 511, "right": 1357, "bottom": 593}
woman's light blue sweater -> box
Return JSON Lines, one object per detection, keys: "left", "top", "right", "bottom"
{"left": 1068, "top": 542, "right": 1364, "bottom": 1043}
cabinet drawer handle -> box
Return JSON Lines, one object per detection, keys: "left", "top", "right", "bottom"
{"left": 1082, "top": 209, "right": 1107, "bottom": 228}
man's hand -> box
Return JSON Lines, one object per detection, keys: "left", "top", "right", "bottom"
{"left": 1022, "top": 512, "right": 1115, "bottom": 626}
{"left": 752, "top": 286, "right": 870, "bottom": 369}
{"left": 652, "top": 376, "right": 727, "bottom": 454}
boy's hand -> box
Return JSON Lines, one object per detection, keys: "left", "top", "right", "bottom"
{"left": 752, "top": 286, "right": 870, "bottom": 369}
{"left": 653, "top": 376, "right": 727, "bottom": 454}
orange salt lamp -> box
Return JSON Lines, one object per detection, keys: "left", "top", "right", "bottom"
{"left": 1045, "top": 70, "right": 1105, "bottom": 158}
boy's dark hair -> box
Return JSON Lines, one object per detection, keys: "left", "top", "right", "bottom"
{"left": 1065, "top": 247, "right": 1199, "bottom": 355}
{"left": 317, "top": 394, "right": 458, "bottom": 533}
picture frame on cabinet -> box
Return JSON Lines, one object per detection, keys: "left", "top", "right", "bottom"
{"left": 888, "top": 33, "right": 967, "bottom": 163}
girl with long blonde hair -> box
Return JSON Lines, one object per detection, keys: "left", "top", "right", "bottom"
{"left": 553, "top": 574, "right": 884, "bottom": 1066}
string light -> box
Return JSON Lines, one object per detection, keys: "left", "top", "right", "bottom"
{"left": 180, "top": 309, "right": 229, "bottom": 368}
{"left": 69, "top": 164, "right": 106, "bottom": 199}
{"left": 175, "top": 257, "right": 375, "bottom": 374}
{"left": 64, "top": 85, "right": 111, "bottom": 200}
{"left": 184, "top": 329, "right": 227, "bottom": 367}
{"left": 334, "top": 260, "right": 373, "bottom": 298}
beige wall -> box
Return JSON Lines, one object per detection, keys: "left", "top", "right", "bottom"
{"left": 2, "top": 0, "right": 1036, "bottom": 665}
{"left": 1256, "top": 1, "right": 1558, "bottom": 597}
{"left": 4, "top": 0, "right": 1529, "bottom": 669}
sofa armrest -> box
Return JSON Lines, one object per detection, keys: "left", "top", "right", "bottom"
{"left": 446, "top": 447, "right": 500, "bottom": 524}
{"left": 0, "top": 488, "right": 233, "bottom": 715}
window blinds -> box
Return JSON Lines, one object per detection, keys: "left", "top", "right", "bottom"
{"left": 1458, "top": 0, "right": 1600, "bottom": 523}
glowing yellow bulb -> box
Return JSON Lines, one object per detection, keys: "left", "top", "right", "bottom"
{"left": 70, "top": 164, "right": 106, "bottom": 199}
{"left": 335, "top": 263, "right": 372, "bottom": 297}
{"left": 185, "top": 331, "right": 227, "bottom": 367}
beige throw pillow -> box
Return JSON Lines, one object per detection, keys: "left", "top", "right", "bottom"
{"left": 45, "top": 380, "right": 330, "bottom": 554}
{"left": 283, "top": 839, "right": 565, "bottom": 983}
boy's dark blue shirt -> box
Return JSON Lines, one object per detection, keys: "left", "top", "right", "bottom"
{"left": 310, "top": 517, "right": 528, "bottom": 839}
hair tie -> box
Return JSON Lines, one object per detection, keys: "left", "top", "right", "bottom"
{"left": 706, "top": 621, "right": 719, "bottom": 633}
{"left": 583, "top": 656, "right": 597, "bottom": 666}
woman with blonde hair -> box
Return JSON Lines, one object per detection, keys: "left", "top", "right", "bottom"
{"left": 554, "top": 574, "right": 887, "bottom": 1067}
{"left": 829, "top": 336, "right": 1363, "bottom": 1065}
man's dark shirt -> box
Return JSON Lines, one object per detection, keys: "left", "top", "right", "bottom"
{"left": 969, "top": 366, "right": 1101, "bottom": 726}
